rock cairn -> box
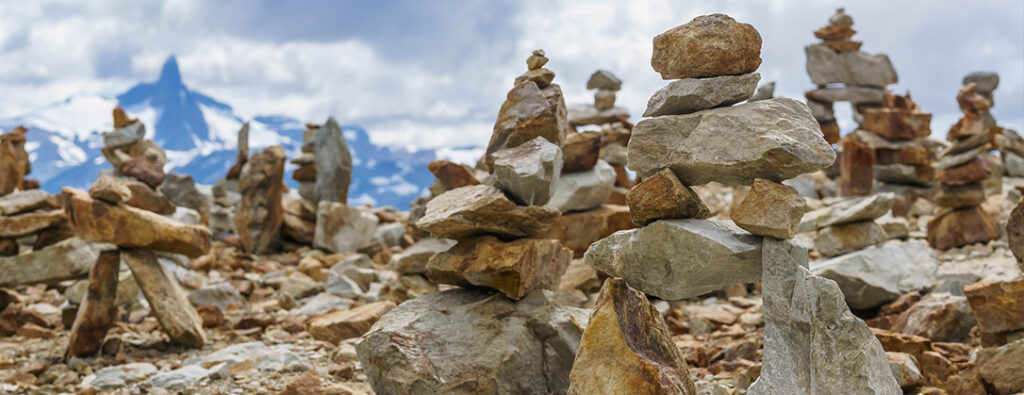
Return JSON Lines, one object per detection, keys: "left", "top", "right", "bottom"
{"left": 291, "top": 123, "right": 319, "bottom": 202}
{"left": 101, "top": 108, "right": 167, "bottom": 188}
{"left": 0, "top": 125, "right": 51, "bottom": 258}
{"left": 927, "top": 82, "right": 1000, "bottom": 250}
{"left": 577, "top": 14, "right": 899, "bottom": 393}
{"left": 0, "top": 126, "right": 37, "bottom": 195}
{"left": 566, "top": 69, "right": 636, "bottom": 192}
{"left": 859, "top": 93, "right": 935, "bottom": 190}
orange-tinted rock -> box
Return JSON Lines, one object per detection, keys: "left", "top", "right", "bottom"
{"left": 561, "top": 131, "right": 601, "bottom": 173}
{"left": 235, "top": 146, "right": 286, "bottom": 254}
{"left": 112, "top": 107, "right": 137, "bottom": 128}
{"left": 964, "top": 280, "right": 1024, "bottom": 336}
{"left": 427, "top": 160, "right": 479, "bottom": 190}
{"left": 1009, "top": 201, "right": 1024, "bottom": 266}
{"left": 426, "top": 236, "right": 571, "bottom": 300}
{"left": 820, "top": 120, "right": 840, "bottom": 144}
{"left": 626, "top": 168, "right": 709, "bottom": 226}
{"left": 540, "top": 204, "right": 634, "bottom": 258}
{"left": 823, "top": 40, "right": 863, "bottom": 53}
{"left": 872, "top": 328, "right": 932, "bottom": 361}
{"left": 875, "top": 146, "right": 930, "bottom": 165}
{"left": 839, "top": 137, "right": 875, "bottom": 196}
{"left": 123, "top": 249, "right": 206, "bottom": 348}
{"left": 936, "top": 155, "right": 990, "bottom": 185}
{"left": 0, "top": 239, "right": 16, "bottom": 256}
{"left": 612, "top": 164, "right": 633, "bottom": 188}
{"left": 0, "top": 126, "right": 30, "bottom": 195}
{"left": 0, "top": 210, "right": 66, "bottom": 238}
{"left": 862, "top": 109, "right": 932, "bottom": 140}
{"left": 32, "top": 221, "right": 74, "bottom": 250}
{"left": 934, "top": 183, "right": 985, "bottom": 208}
{"left": 926, "top": 207, "right": 999, "bottom": 250}
{"left": 814, "top": 24, "right": 856, "bottom": 41}
{"left": 730, "top": 179, "right": 807, "bottom": 239}
{"left": 292, "top": 164, "right": 316, "bottom": 182}
{"left": 485, "top": 80, "right": 571, "bottom": 157}
{"left": 65, "top": 249, "right": 120, "bottom": 359}
{"left": 651, "top": 14, "right": 762, "bottom": 79}
{"left": 309, "top": 301, "right": 396, "bottom": 344}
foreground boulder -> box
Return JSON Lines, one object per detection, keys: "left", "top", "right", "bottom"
{"left": 416, "top": 185, "right": 559, "bottom": 239}
{"left": 427, "top": 236, "right": 571, "bottom": 299}
{"left": 356, "top": 289, "right": 588, "bottom": 395}
{"left": 651, "top": 13, "right": 762, "bottom": 79}
{"left": 584, "top": 219, "right": 762, "bottom": 300}
{"left": 628, "top": 98, "right": 834, "bottom": 185}
{"left": 975, "top": 339, "right": 1024, "bottom": 394}
{"left": 568, "top": 279, "right": 696, "bottom": 394}
{"left": 810, "top": 240, "right": 937, "bottom": 309}
{"left": 964, "top": 280, "right": 1024, "bottom": 341}
{"left": 926, "top": 207, "right": 1000, "bottom": 250}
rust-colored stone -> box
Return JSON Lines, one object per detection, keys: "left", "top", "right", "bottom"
{"left": 308, "top": 301, "right": 396, "bottom": 344}
{"left": 820, "top": 120, "right": 840, "bottom": 144}
{"left": 112, "top": 107, "right": 137, "bottom": 128}
{"left": 427, "top": 160, "right": 479, "bottom": 190}
{"left": 936, "top": 155, "right": 991, "bottom": 185}
{"left": 626, "top": 168, "right": 709, "bottom": 226}
{"left": 964, "top": 280, "right": 1024, "bottom": 336}
{"left": 0, "top": 210, "right": 66, "bottom": 238}
{"left": 119, "top": 156, "right": 165, "bottom": 188}
{"left": 235, "top": 146, "right": 286, "bottom": 254}
{"left": 539, "top": 205, "right": 635, "bottom": 258}
{"left": 875, "top": 146, "right": 930, "bottom": 165}
{"left": 926, "top": 207, "right": 999, "bottom": 250}
{"left": 561, "top": 131, "right": 601, "bottom": 174}
{"left": 0, "top": 126, "right": 30, "bottom": 195}
{"left": 814, "top": 24, "right": 856, "bottom": 41}
{"left": 862, "top": 109, "right": 932, "bottom": 140}
{"left": 427, "top": 236, "right": 571, "bottom": 300}
{"left": 839, "top": 137, "right": 875, "bottom": 196}
{"left": 65, "top": 249, "right": 120, "bottom": 359}
{"left": 872, "top": 328, "right": 932, "bottom": 361}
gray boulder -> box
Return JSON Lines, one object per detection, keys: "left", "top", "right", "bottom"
{"left": 544, "top": 160, "right": 615, "bottom": 213}
{"left": 797, "top": 193, "right": 895, "bottom": 233}
{"left": 810, "top": 239, "right": 937, "bottom": 310}
{"left": 313, "top": 201, "right": 379, "bottom": 253}
{"left": 805, "top": 43, "right": 898, "bottom": 88}
{"left": 489, "top": 137, "right": 563, "bottom": 206}
{"left": 314, "top": 117, "right": 353, "bottom": 204}
{"left": 644, "top": 73, "right": 759, "bottom": 116}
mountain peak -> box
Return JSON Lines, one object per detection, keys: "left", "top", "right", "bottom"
{"left": 159, "top": 56, "right": 182, "bottom": 86}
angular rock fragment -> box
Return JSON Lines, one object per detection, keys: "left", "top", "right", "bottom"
{"left": 862, "top": 109, "right": 932, "bottom": 140}
{"left": 626, "top": 168, "right": 709, "bottom": 226}
{"left": 964, "top": 280, "right": 1024, "bottom": 336}
{"left": 427, "top": 236, "right": 571, "bottom": 299}
{"left": 314, "top": 117, "right": 353, "bottom": 204}
{"left": 416, "top": 185, "right": 559, "bottom": 239}
{"left": 546, "top": 160, "right": 616, "bottom": 213}
{"left": 560, "top": 131, "right": 601, "bottom": 173}
{"left": 118, "top": 155, "right": 165, "bottom": 188}
{"left": 810, "top": 240, "right": 937, "bottom": 309}
{"left": 65, "top": 248, "right": 120, "bottom": 359}
{"left": 839, "top": 137, "right": 875, "bottom": 196}
{"left": 628, "top": 98, "right": 834, "bottom": 185}
{"left": 731, "top": 179, "right": 807, "bottom": 239}
{"left": 388, "top": 238, "right": 456, "bottom": 274}
{"left": 309, "top": 301, "right": 396, "bottom": 344}
{"left": 489, "top": 137, "right": 562, "bottom": 206}
{"left": 887, "top": 352, "right": 925, "bottom": 392}
{"left": 1011, "top": 201, "right": 1024, "bottom": 266}
{"left": 427, "top": 160, "right": 479, "bottom": 190}
{"left": 651, "top": 14, "right": 762, "bottom": 79}
{"left": 123, "top": 249, "right": 206, "bottom": 348}
{"left": 313, "top": 201, "right": 379, "bottom": 253}
{"left": 644, "top": 73, "right": 759, "bottom": 116}
{"left": 89, "top": 175, "right": 132, "bottom": 204}
{"left": 486, "top": 80, "right": 571, "bottom": 156}
{"left": 891, "top": 292, "right": 975, "bottom": 342}
{"left": 540, "top": 205, "right": 634, "bottom": 258}
{"left": 236, "top": 146, "right": 286, "bottom": 254}
{"left": 225, "top": 123, "right": 249, "bottom": 179}
{"left": 974, "top": 339, "right": 1024, "bottom": 394}
{"left": 91, "top": 175, "right": 176, "bottom": 214}
{"left": 158, "top": 173, "right": 204, "bottom": 214}
{"left": 936, "top": 155, "right": 990, "bottom": 185}
{"left": 926, "top": 207, "right": 999, "bottom": 250}
{"left": 814, "top": 220, "right": 887, "bottom": 258}
{"left": 0, "top": 189, "right": 54, "bottom": 216}
{"left": 568, "top": 279, "right": 696, "bottom": 394}
{"left": 586, "top": 70, "right": 622, "bottom": 91}
{"left": 805, "top": 43, "right": 898, "bottom": 87}
{"left": 584, "top": 219, "right": 762, "bottom": 300}
{"left": 0, "top": 209, "right": 66, "bottom": 238}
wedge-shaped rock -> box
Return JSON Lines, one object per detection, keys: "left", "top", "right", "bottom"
{"left": 427, "top": 236, "right": 571, "bottom": 299}
{"left": 805, "top": 43, "right": 898, "bottom": 88}
{"left": 926, "top": 207, "right": 999, "bottom": 250}
{"left": 797, "top": 192, "right": 895, "bottom": 232}
{"left": 560, "top": 131, "right": 601, "bottom": 173}
{"left": 933, "top": 181, "right": 984, "bottom": 209}
{"left": 416, "top": 185, "right": 559, "bottom": 239}
{"left": 584, "top": 219, "right": 762, "bottom": 300}
{"left": 964, "top": 280, "right": 1024, "bottom": 336}
{"left": 313, "top": 201, "right": 379, "bottom": 253}
{"left": 236, "top": 145, "right": 285, "bottom": 254}
{"left": 644, "top": 73, "right": 759, "bottom": 116}
{"left": 90, "top": 175, "right": 176, "bottom": 214}
{"left": 651, "top": 14, "right": 762, "bottom": 79}
{"left": 731, "top": 179, "right": 806, "bottom": 239}
{"left": 0, "top": 238, "right": 98, "bottom": 286}
{"left": 626, "top": 168, "right": 709, "bottom": 226}
{"left": 486, "top": 81, "right": 571, "bottom": 156}
{"left": 540, "top": 205, "right": 634, "bottom": 258}
{"left": 123, "top": 249, "right": 206, "bottom": 348}
{"left": 975, "top": 339, "right": 1024, "bottom": 395}
{"left": 489, "top": 137, "right": 563, "bottom": 206}
{"left": 0, "top": 209, "right": 66, "bottom": 238}
{"left": 545, "top": 160, "right": 615, "bottom": 213}
{"left": 810, "top": 240, "right": 937, "bottom": 309}
{"left": 65, "top": 248, "right": 120, "bottom": 359}
{"left": 874, "top": 163, "right": 934, "bottom": 186}
{"left": 309, "top": 301, "right": 396, "bottom": 344}
{"left": 628, "top": 98, "right": 834, "bottom": 185}
{"left": 64, "top": 188, "right": 211, "bottom": 258}
{"left": 814, "top": 221, "right": 887, "bottom": 258}
{"left": 389, "top": 238, "right": 456, "bottom": 274}
{"left": 750, "top": 238, "right": 901, "bottom": 394}
{"left": 568, "top": 279, "right": 696, "bottom": 394}
{"left": 356, "top": 289, "right": 588, "bottom": 395}
{"left": 427, "top": 160, "right": 479, "bottom": 190}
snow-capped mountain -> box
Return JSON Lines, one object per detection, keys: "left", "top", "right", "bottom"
{"left": 0, "top": 56, "right": 476, "bottom": 208}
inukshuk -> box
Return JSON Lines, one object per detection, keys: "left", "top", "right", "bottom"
{"left": 576, "top": 13, "right": 900, "bottom": 394}
{"left": 926, "top": 82, "right": 1000, "bottom": 250}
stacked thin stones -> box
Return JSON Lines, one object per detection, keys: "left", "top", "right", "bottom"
{"left": 291, "top": 123, "right": 319, "bottom": 202}
{"left": 849, "top": 92, "right": 936, "bottom": 193}
{"left": 575, "top": 14, "right": 899, "bottom": 394}
{"left": 208, "top": 124, "right": 249, "bottom": 238}
{"left": 566, "top": 69, "right": 635, "bottom": 191}
{"left": 0, "top": 125, "right": 51, "bottom": 256}
{"left": 927, "top": 83, "right": 1000, "bottom": 250}
{"left": 101, "top": 108, "right": 168, "bottom": 188}
{"left": 804, "top": 193, "right": 896, "bottom": 258}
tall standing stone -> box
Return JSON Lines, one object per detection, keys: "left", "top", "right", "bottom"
{"left": 123, "top": 249, "right": 206, "bottom": 348}
{"left": 225, "top": 122, "right": 249, "bottom": 180}
{"left": 314, "top": 117, "right": 353, "bottom": 204}
{"left": 839, "top": 137, "right": 875, "bottom": 196}
{"left": 235, "top": 146, "right": 286, "bottom": 254}
{"left": 65, "top": 248, "right": 120, "bottom": 359}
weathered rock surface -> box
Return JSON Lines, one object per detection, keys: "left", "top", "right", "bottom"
{"left": 91, "top": 175, "right": 176, "bottom": 214}
{"left": 309, "top": 301, "right": 396, "bottom": 344}
{"left": 489, "top": 137, "right": 562, "bottom": 206}
{"left": 862, "top": 109, "right": 932, "bottom": 140}
{"left": 644, "top": 73, "right": 760, "bottom": 116}
{"left": 486, "top": 80, "right": 571, "bottom": 156}
{"left": 805, "top": 86, "right": 885, "bottom": 105}
{"left": 356, "top": 289, "right": 588, "bottom": 395}
{"left": 567, "top": 104, "right": 630, "bottom": 127}
{"left": 0, "top": 189, "right": 54, "bottom": 216}
{"left": 427, "top": 160, "right": 479, "bottom": 190}
{"left": 626, "top": 168, "right": 710, "bottom": 226}
{"left": 560, "top": 131, "right": 601, "bottom": 174}
{"left": 731, "top": 179, "right": 807, "bottom": 239}
{"left": 584, "top": 219, "right": 762, "bottom": 300}
{"left": 65, "top": 248, "right": 120, "bottom": 358}
{"left": 926, "top": 207, "right": 999, "bottom": 250}
{"left": 651, "top": 14, "right": 762, "bottom": 79}
{"left": 158, "top": 173, "right": 204, "bottom": 214}
{"left": 568, "top": 279, "right": 697, "bottom": 394}
{"left": 586, "top": 70, "right": 622, "bottom": 91}
{"left": 886, "top": 352, "right": 925, "bottom": 391}
{"left": 964, "top": 280, "right": 1024, "bottom": 336}
{"left": 540, "top": 205, "right": 634, "bottom": 258}
{"left": 0, "top": 238, "right": 98, "bottom": 286}
{"left": 750, "top": 237, "right": 900, "bottom": 394}
{"left": 805, "top": 43, "right": 898, "bottom": 88}
{"left": 810, "top": 240, "right": 937, "bottom": 309}
{"left": 874, "top": 163, "right": 935, "bottom": 186}
{"left": 975, "top": 339, "right": 1024, "bottom": 394}
{"left": 123, "top": 249, "right": 206, "bottom": 348}
{"left": 0, "top": 209, "right": 66, "bottom": 238}
{"left": 415, "top": 185, "right": 558, "bottom": 239}
{"left": 427, "top": 236, "right": 571, "bottom": 299}
{"left": 839, "top": 137, "right": 875, "bottom": 196}
{"left": 1009, "top": 201, "right": 1024, "bottom": 265}
{"left": 187, "top": 282, "right": 247, "bottom": 311}
{"left": 545, "top": 160, "right": 615, "bottom": 213}
{"left": 313, "top": 201, "right": 380, "bottom": 253}
{"left": 628, "top": 98, "right": 835, "bottom": 185}
{"left": 388, "top": 238, "right": 456, "bottom": 274}
{"left": 891, "top": 292, "right": 975, "bottom": 342}
{"left": 814, "top": 220, "right": 887, "bottom": 258}
{"left": 64, "top": 187, "right": 211, "bottom": 258}
{"left": 797, "top": 192, "right": 895, "bottom": 232}
{"left": 314, "top": 117, "right": 353, "bottom": 204}
{"left": 235, "top": 146, "right": 286, "bottom": 254}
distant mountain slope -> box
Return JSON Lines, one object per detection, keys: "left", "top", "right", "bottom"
{"left": 0, "top": 56, "right": 474, "bottom": 208}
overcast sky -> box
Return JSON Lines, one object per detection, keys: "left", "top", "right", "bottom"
{"left": 1, "top": 0, "right": 1021, "bottom": 150}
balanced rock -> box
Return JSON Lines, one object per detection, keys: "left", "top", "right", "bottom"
{"left": 545, "top": 160, "right": 615, "bottom": 213}
{"left": 225, "top": 122, "right": 249, "bottom": 179}
{"left": 0, "top": 209, "right": 66, "bottom": 238}
{"left": 118, "top": 155, "right": 165, "bottom": 188}
{"left": 568, "top": 279, "right": 696, "bottom": 394}
{"left": 586, "top": 70, "right": 622, "bottom": 91}
{"left": 91, "top": 176, "right": 176, "bottom": 215}
{"left": 731, "top": 179, "right": 807, "bottom": 239}
{"left": 886, "top": 352, "right": 926, "bottom": 392}
{"left": 626, "top": 168, "right": 710, "bottom": 226}
{"left": 873, "top": 163, "right": 934, "bottom": 186}
{"left": 805, "top": 43, "right": 898, "bottom": 88}
{"left": 974, "top": 339, "right": 1024, "bottom": 394}
{"left": 235, "top": 146, "right": 285, "bottom": 254}
{"left": 651, "top": 14, "right": 762, "bottom": 79}
{"left": 309, "top": 301, "right": 396, "bottom": 344}
{"left": 356, "top": 289, "right": 587, "bottom": 395}
{"left": 936, "top": 155, "right": 990, "bottom": 185}
{"left": 0, "top": 238, "right": 99, "bottom": 286}
{"left": 810, "top": 240, "right": 937, "bottom": 309}
{"left": 839, "top": 137, "right": 875, "bottom": 196}
{"left": 313, "top": 201, "right": 379, "bottom": 253}
{"left": 862, "top": 109, "right": 932, "bottom": 140}
{"left": 644, "top": 73, "right": 759, "bottom": 116}
{"left": 427, "top": 236, "right": 571, "bottom": 300}
{"left": 0, "top": 126, "right": 30, "bottom": 195}
{"left": 926, "top": 207, "right": 999, "bottom": 250}
{"left": 489, "top": 136, "right": 563, "bottom": 206}
{"left": 314, "top": 117, "right": 353, "bottom": 204}
{"left": 540, "top": 204, "right": 634, "bottom": 258}
{"left": 798, "top": 192, "right": 895, "bottom": 232}
{"left": 158, "top": 173, "right": 204, "bottom": 214}
{"left": 416, "top": 185, "right": 558, "bottom": 239}
{"left": 486, "top": 80, "right": 571, "bottom": 157}
{"left": 427, "top": 160, "right": 479, "bottom": 190}
{"left": 388, "top": 238, "right": 456, "bottom": 274}
{"left": 628, "top": 98, "right": 835, "bottom": 185}
{"left": 584, "top": 219, "right": 762, "bottom": 300}
{"left": 560, "top": 131, "right": 601, "bottom": 173}
{"left": 891, "top": 292, "right": 975, "bottom": 342}
{"left": 814, "top": 220, "right": 887, "bottom": 258}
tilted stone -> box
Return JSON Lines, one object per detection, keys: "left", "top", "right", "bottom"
{"left": 309, "top": 301, "right": 396, "bottom": 344}
{"left": 628, "top": 98, "right": 835, "bottom": 185}
{"left": 814, "top": 221, "right": 887, "bottom": 258}
{"left": 235, "top": 146, "right": 286, "bottom": 254}
{"left": 388, "top": 238, "right": 456, "bottom": 274}
{"left": 626, "top": 168, "right": 709, "bottom": 226}
{"left": 804, "top": 86, "right": 885, "bottom": 105}
{"left": 123, "top": 249, "right": 206, "bottom": 348}
{"left": 0, "top": 189, "right": 55, "bottom": 216}
{"left": 651, "top": 14, "right": 762, "bottom": 79}
{"left": 0, "top": 209, "right": 66, "bottom": 238}
{"left": 805, "top": 43, "right": 898, "bottom": 88}
{"left": 926, "top": 207, "right": 999, "bottom": 250}
{"left": 313, "top": 201, "right": 380, "bottom": 254}
{"left": 488, "top": 137, "right": 563, "bottom": 206}
{"left": 936, "top": 146, "right": 988, "bottom": 171}
{"left": 65, "top": 248, "right": 120, "bottom": 359}
{"left": 545, "top": 160, "right": 616, "bottom": 213}
{"left": 586, "top": 70, "right": 622, "bottom": 91}
{"left": 568, "top": 279, "right": 696, "bottom": 394}
{"left": 797, "top": 192, "right": 895, "bottom": 232}
{"left": 427, "top": 160, "right": 479, "bottom": 190}
{"left": 810, "top": 239, "right": 937, "bottom": 309}
{"left": 643, "top": 73, "right": 759, "bottom": 116}
{"left": 0, "top": 238, "right": 99, "bottom": 287}
{"left": 731, "top": 179, "right": 807, "bottom": 239}
{"left": 416, "top": 185, "right": 559, "bottom": 238}
{"left": 964, "top": 280, "right": 1024, "bottom": 337}
{"left": 102, "top": 121, "right": 145, "bottom": 148}
{"left": 584, "top": 219, "right": 762, "bottom": 300}
{"left": 427, "top": 236, "right": 571, "bottom": 300}
{"left": 314, "top": 117, "right": 353, "bottom": 204}
{"left": 486, "top": 81, "right": 571, "bottom": 157}
{"left": 225, "top": 122, "right": 249, "bottom": 179}
{"left": 356, "top": 289, "right": 587, "bottom": 395}
{"left": 540, "top": 205, "right": 635, "bottom": 258}
{"left": 90, "top": 176, "right": 177, "bottom": 215}
{"left": 862, "top": 109, "right": 932, "bottom": 140}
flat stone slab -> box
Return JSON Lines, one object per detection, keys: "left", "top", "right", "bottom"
{"left": 797, "top": 193, "right": 895, "bottom": 233}
{"left": 0, "top": 237, "right": 99, "bottom": 286}
{"left": 643, "top": 73, "right": 759, "bottom": 116}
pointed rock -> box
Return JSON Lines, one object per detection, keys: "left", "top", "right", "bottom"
{"left": 415, "top": 185, "right": 559, "bottom": 239}
{"left": 486, "top": 81, "right": 571, "bottom": 157}
{"left": 236, "top": 146, "right": 286, "bottom": 254}
{"left": 314, "top": 118, "right": 353, "bottom": 204}
{"left": 651, "top": 14, "right": 762, "bottom": 79}
{"left": 644, "top": 73, "right": 759, "bottom": 116}
{"left": 731, "top": 179, "right": 807, "bottom": 239}
{"left": 65, "top": 248, "right": 120, "bottom": 359}
{"left": 225, "top": 122, "right": 249, "bottom": 180}
{"left": 427, "top": 236, "right": 571, "bottom": 299}
{"left": 123, "top": 249, "right": 206, "bottom": 348}
{"left": 626, "top": 168, "right": 709, "bottom": 226}
{"left": 427, "top": 160, "right": 479, "bottom": 190}
{"left": 489, "top": 137, "right": 563, "bottom": 206}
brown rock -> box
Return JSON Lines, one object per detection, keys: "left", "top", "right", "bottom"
{"left": 526, "top": 49, "right": 548, "bottom": 70}
{"left": 515, "top": 68, "right": 556, "bottom": 89}
{"left": 612, "top": 164, "right": 633, "bottom": 188}
{"left": 89, "top": 175, "right": 176, "bottom": 214}
{"left": 964, "top": 280, "right": 1024, "bottom": 336}
{"left": 862, "top": 109, "right": 932, "bottom": 140}
{"left": 281, "top": 372, "right": 324, "bottom": 395}
{"left": 308, "top": 301, "right": 396, "bottom": 344}
{"left": 626, "top": 168, "right": 709, "bottom": 226}
{"left": 196, "top": 305, "right": 224, "bottom": 328}
{"left": 485, "top": 80, "right": 571, "bottom": 157}
{"left": 63, "top": 187, "right": 211, "bottom": 258}
{"left": 814, "top": 220, "right": 887, "bottom": 257}
{"left": 427, "top": 236, "right": 571, "bottom": 299}
{"left": 814, "top": 23, "right": 856, "bottom": 41}
{"left": 112, "top": 107, "right": 137, "bottom": 128}
{"left": 89, "top": 175, "right": 132, "bottom": 203}
{"left": 281, "top": 196, "right": 315, "bottom": 244}
{"left": 118, "top": 155, "right": 165, "bottom": 188}
{"left": 1009, "top": 201, "right": 1024, "bottom": 265}
{"left": 936, "top": 155, "right": 990, "bottom": 185}
{"left": 540, "top": 205, "right": 634, "bottom": 258}
{"left": 933, "top": 183, "right": 985, "bottom": 208}
{"left": 872, "top": 328, "right": 932, "bottom": 361}
{"left": 123, "top": 249, "right": 206, "bottom": 348}
{"left": 0, "top": 209, "right": 66, "bottom": 238}
{"left": 891, "top": 292, "right": 975, "bottom": 342}
{"left": 0, "top": 189, "right": 56, "bottom": 216}
{"left": 225, "top": 122, "right": 249, "bottom": 180}
{"left": 887, "top": 352, "right": 926, "bottom": 391}
{"left": 415, "top": 185, "right": 559, "bottom": 239}
{"left": 875, "top": 146, "right": 931, "bottom": 165}
{"left": 568, "top": 278, "right": 696, "bottom": 394}
{"left": 651, "top": 13, "right": 761, "bottom": 79}
{"left": 918, "top": 351, "right": 956, "bottom": 388}
{"left": 730, "top": 179, "right": 807, "bottom": 239}
{"left": 839, "top": 137, "right": 875, "bottom": 196}
{"left": 235, "top": 146, "right": 286, "bottom": 254}
{"left": 32, "top": 221, "right": 74, "bottom": 250}
{"left": 561, "top": 131, "right": 601, "bottom": 173}
{"left": 427, "top": 160, "right": 479, "bottom": 190}
{"left": 823, "top": 40, "right": 863, "bottom": 53}
{"left": 65, "top": 249, "right": 120, "bottom": 359}
{"left": 0, "top": 126, "right": 30, "bottom": 195}
{"left": 926, "top": 207, "right": 999, "bottom": 250}
{"left": 0, "top": 238, "right": 16, "bottom": 256}
{"left": 292, "top": 164, "right": 316, "bottom": 182}
{"left": 975, "top": 339, "right": 1024, "bottom": 394}
{"left": 820, "top": 120, "right": 840, "bottom": 144}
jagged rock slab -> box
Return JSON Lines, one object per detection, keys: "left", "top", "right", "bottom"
{"left": 309, "top": 301, "right": 396, "bottom": 344}
{"left": 486, "top": 81, "right": 571, "bottom": 156}
{"left": 975, "top": 339, "right": 1024, "bottom": 394}
{"left": 810, "top": 239, "right": 937, "bottom": 310}
{"left": 313, "top": 201, "right": 380, "bottom": 253}
{"left": 964, "top": 280, "right": 1024, "bottom": 336}
{"left": 566, "top": 104, "right": 630, "bottom": 127}
{"left": 65, "top": 248, "right": 120, "bottom": 359}
{"left": 0, "top": 189, "right": 55, "bottom": 216}
{"left": 64, "top": 188, "right": 211, "bottom": 258}
{"left": 545, "top": 160, "right": 616, "bottom": 213}
{"left": 158, "top": 173, "right": 204, "bottom": 214}
{"left": 0, "top": 209, "right": 66, "bottom": 238}
{"left": 91, "top": 175, "right": 176, "bottom": 215}
{"left": 862, "top": 109, "right": 932, "bottom": 140}
{"left": 644, "top": 73, "right": 759, "bottom": 116}
{"left": 651, "top": 13, "right": 762, "bottom": 79}
{"left": 814, "top": 220, "right": 887, "bottom": 258}
{"left": 805, "top": 43, "right": 898, "bottom": 88}
{"left": 805, "top": 86, "right": 885, "bottom": 105}
{"left": 568, "top": 279, "right": 696, "bottom": 394}
{"left": 797, "top": 192, "right": 895, "bottom": 232}
{"left": 628, "top": 98, "right": 835, "bottom": 185}
{"left": 427, "top": 160, "right": 479, "bottom": 190}
{"left": 489, "top": 137, "right": 563, "bottom": 206}
{"left": 891, "top": 292, "right": 975, "bottom": 342}
{"left": 427, "top": 236, "right": 571, "bottom": 299}
{"left": 874, "top": 163, "right": 935, "bottom": 186}
{"left": 584, "top": 218, "right": 762, "bottom": 300}
{"left": 541, "top": 204, "right": 634, "bottom": 258}
{"left": 750, "top": 238, "right": 900, "bottom": 394}
{"left": 356, "top": 289, "right": 588, "bottom": 395}
{"left": 0, "top": 238, "right": 99, "bottom": 286}
{"left": 731, "top": 179, "right": 806, "bottom": 239}
{"left": 314, "top": 117, "right": 353, "bottom": 204}
{"left": 586, "top": 70, "right": 622, "bottom": 91}
{"left": 236, "top": 145, "right": 286, "bottom": 254}
{"left": 123, "top": 249, "right": 206, "bottom": 348}
{"left": 626, "top": 168, "right": 710, "bottom": 226}
{"left": 417, "top": 184, "right": 558, "bottom": 239}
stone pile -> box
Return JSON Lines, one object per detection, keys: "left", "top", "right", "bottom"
{"left": 576, "top": 13, "right": 898, "bottom": 393}
{"left": 859, "top": 93, "right": 935, "bottom": 190}
{"left": 101, "top": 108, "right": 167, "bottom": 188}
{"left": 803, "top": 193, "right": 896, "bottom": 258}
{"left": 567, "top": 69, "right": 629, "bottom": 129}
{"left": 566, "top": 69, "right": 636, "bottom": 192}
{"left": 926, "top": 83, "right": 1000, "bottom": 250}
{"left": 0, "top": 126, "right": 37, "bottom": 194}
{"left": 291, "top": 123, "right": 319, "bottom": 202}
